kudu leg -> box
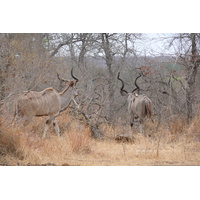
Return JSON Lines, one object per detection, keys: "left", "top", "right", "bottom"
{"left": 72, "top": 98, "right": 79, "bottom": 109}
{"left": 53, "top": 118, "right": 60, "bottom": 137}
{"left": 129, "top": 120, "right": 134, "bottom": 137}
{"left": 129, "top": 124, "right": 133, "bottom": 138}
{"left": 42, "top": 116, "right": 53, "bottom": 138}
{"left": 139, "top": 122, "right": 143, "bottom": 134}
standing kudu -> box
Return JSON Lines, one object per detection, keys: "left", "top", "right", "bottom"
{"left": 117, "top": 72, "right": 152, "bottom": 134}
{"left": 14, "top": 68, "right": 79, "bottom": 138}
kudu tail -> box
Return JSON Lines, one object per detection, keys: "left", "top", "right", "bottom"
{"left": 144, "top": 101, "right": 152, "bottom": 118}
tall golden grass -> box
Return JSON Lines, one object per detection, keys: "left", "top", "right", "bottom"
{"left": 0, "top": 112, "right": 200, "bottom": 166}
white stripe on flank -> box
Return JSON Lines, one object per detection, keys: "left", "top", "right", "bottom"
{"left": 32, "top": 92, "right": 40, "bottom": 112}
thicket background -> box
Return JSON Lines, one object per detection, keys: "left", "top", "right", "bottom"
{"left": 0, "top": 33, "right": 200, "bottom": 138}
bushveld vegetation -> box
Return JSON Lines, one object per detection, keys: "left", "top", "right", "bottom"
{"left": 0, "top": 111, "right": 200, "bottom": 166}
{"left": 0, "top": 33, "right": 200, "bottom": 166}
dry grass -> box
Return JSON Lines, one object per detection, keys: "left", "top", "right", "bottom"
{"left": 0, "top": 112, "right": 200, "bottom": 166}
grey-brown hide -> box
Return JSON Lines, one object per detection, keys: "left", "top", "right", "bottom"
{"left": 118, "top": 72, "right": 152, "bottom": 134}
{"left": 14, "top": 68, "right": 79, "bottom": 138}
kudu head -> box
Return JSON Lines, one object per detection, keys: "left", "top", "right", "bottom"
{"left": 117, "top": 72, "right": 142, "bottom": 101}
{"left": 70, "top": 67, "right": 79, "bottom": 98}
{"left": 57, "top": 68, "right": 79, "bottom": 89}
{"left": 57, "top": 67, "right": 79, "bottom": 98}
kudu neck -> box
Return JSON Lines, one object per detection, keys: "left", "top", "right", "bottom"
{"left": 59, "top": 84, "right": 75, "bottom": 111}
{"left": 60, "top": 85, "right": 71, "bottom": 95}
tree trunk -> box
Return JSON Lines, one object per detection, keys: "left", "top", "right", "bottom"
{"left": 185, "top": 33, "right": 199, "bottom": 123}
{"left": 101, "top": 33, "right": 115, "bottom": 123}
{"left": 185, "top": 85, "right": 194, "bottom": 124}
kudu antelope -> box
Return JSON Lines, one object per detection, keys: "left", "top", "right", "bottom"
{"left": 117, "top": 72, "right": 152, "bottom": 134}
{"left": 14, "top": 68, "right": 79, "bottom": 138}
